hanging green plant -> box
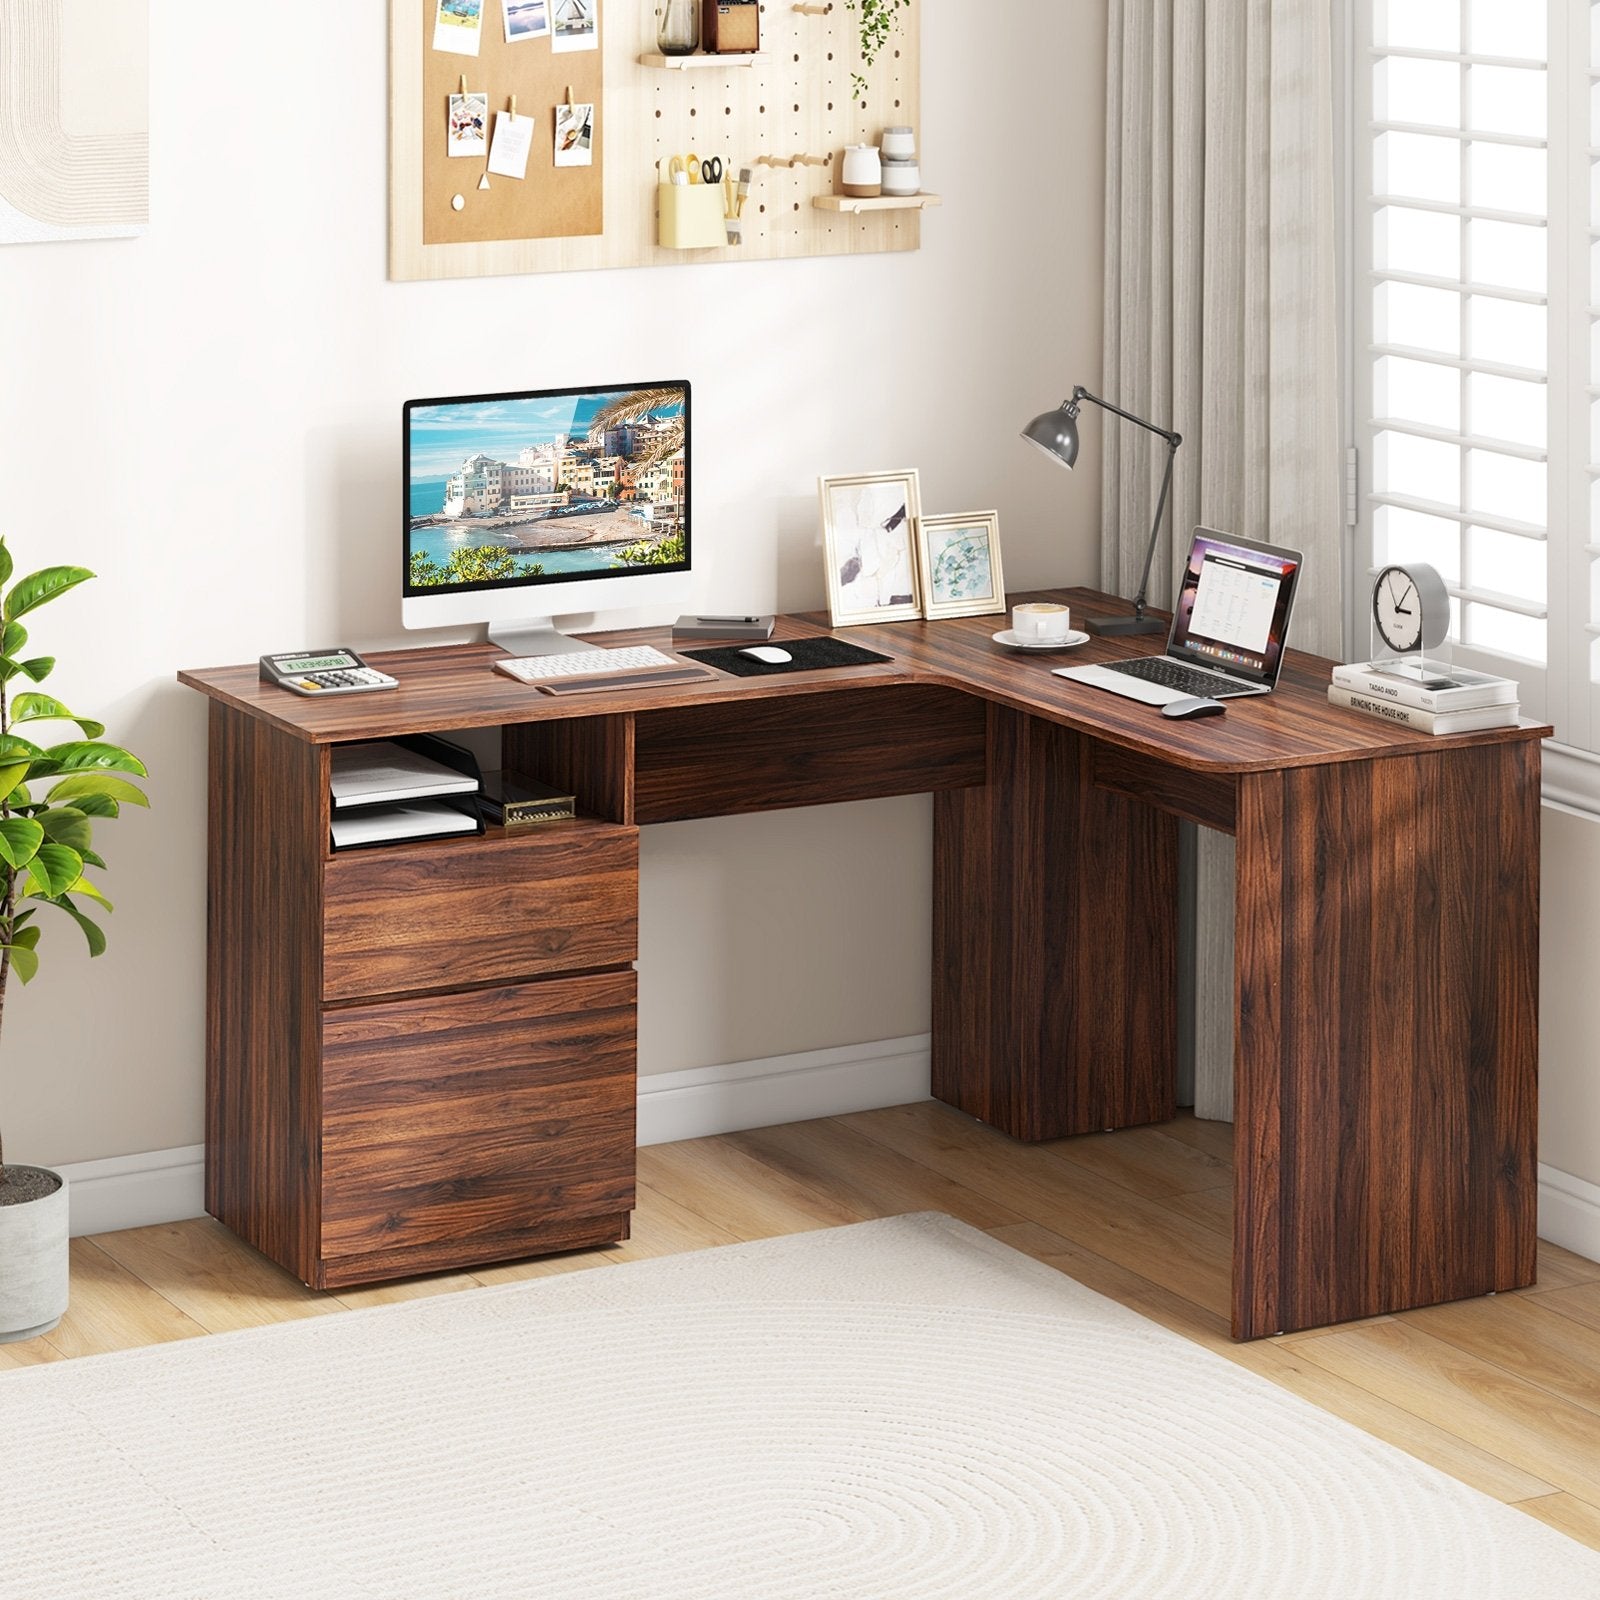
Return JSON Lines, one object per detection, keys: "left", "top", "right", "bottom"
{"left": 845, "top": 0, "right": 911, "bottom": 102}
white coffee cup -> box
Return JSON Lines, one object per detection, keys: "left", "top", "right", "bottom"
{"left": 1011, "top": 601, "right": 1072, "bottom": 642}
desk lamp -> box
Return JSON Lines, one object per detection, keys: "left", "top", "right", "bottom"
{"left": 1022, "top": 385, "right": 1182, "bottom": 636}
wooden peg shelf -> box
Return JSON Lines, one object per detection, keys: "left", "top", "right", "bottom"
{"left": 638, "top": 51, "right": 773, "bottom": 69}
{"left": 813, "top": 192, "right": 943, "bottom": 214}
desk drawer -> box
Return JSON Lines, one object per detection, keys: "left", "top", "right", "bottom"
{"left": 633, "top": 685, "right": 987, "bottom": 823}
{"left": 322, "top": 822, "right": 637, "bottom": 1001}
{"left": 319, "top": 973, "right": 636, "bottom": 1264}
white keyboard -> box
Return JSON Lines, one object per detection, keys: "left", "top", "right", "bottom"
{"left": 495, "top": 645, "right": 680, "bottom": 683}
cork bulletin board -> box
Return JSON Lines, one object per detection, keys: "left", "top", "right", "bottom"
{"left": 420, "top": 10, "right": 603, "bottom": 245}
{"left": 390, "top": 0, "right": 928, "bottom": 281}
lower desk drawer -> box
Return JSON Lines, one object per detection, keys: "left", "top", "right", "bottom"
{"left": 322, "top": 821, "right": 638, "bottom": 1001}
{"left": 319, "top": 972, "right": 636, "bottom": 1276}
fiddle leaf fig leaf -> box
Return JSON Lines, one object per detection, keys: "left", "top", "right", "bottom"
{"left": 25, "top": 843, "right": 83, "bottom": 898}
{"left": 0, "top": 542, "right": 14, "bottom": 590}
{"left": 3, "top": 566, "right": 93, "bottom": 623}
{"left": 38, "top": 808, "right": 92, "bottom": 854}
{"left": 19, "top": 657, "right": 54, "bottom": 683}
{"left": 45, "top": 741, "right": 147, "bottom": 777}
{"left": 5, "top": 944, "right": 38, "bottom": 983}
{"left": 68, "top": 792, "right": 119, "bottom": 819}
{"left": 65, "top": 874, "right": 111, "bottom": 909}
{"left": 44, "top": 772, "right": 148, "bottom": 808}
{"left": 10, "top": 925, "right": 39, "bottom": 950}
{"left": 36, "top": 896, "right": 106, "bottom": 957}
{"left": 12, "top": 694, "right": 104, "bottom": 739}
{"left": 1, "top": 621, "right": 27, "bottom": 657}
{"left": 0, "top": 816, "right": 45, "bottom": 870}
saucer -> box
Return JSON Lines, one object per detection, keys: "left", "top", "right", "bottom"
{"left": 992, "top": 628, "right": 1090, "bottom": 652}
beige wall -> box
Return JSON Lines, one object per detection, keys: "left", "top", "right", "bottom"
{"left": 0, "top": 6, "right": 1109, "bottom": 1164}
{"left": 1539, "top": 808, "right": 1600, "bottom": 1188}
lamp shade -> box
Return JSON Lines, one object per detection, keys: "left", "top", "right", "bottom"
{"left": 1022, "top": 405, "right": 1080, "bottom": 469}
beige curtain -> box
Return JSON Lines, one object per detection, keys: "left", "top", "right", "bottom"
{"left": 1102, "top": 0, "right": 1343, "bottom": 1119}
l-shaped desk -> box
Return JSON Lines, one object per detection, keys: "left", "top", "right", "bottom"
{"left": 179, "top": 590, "right": 1549, "bottom": 1340}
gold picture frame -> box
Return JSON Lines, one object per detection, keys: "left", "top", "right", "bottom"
{"left": 916, "top": 511, "right": 1006, "bottom": 620}
{"left": 819, "top": 470, "right": 923, "bottom": 627}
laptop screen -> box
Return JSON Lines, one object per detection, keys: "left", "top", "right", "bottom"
{"left": 1167, "top": 529, "right": 1303, "bottom": 687}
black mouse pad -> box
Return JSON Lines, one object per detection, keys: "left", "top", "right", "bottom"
{"left": 683, "top": 637, "right": 893, "bottom": 677}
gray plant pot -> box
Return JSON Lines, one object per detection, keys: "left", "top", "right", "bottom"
{"left": 0, "top": 1167, "right": 69, "bottom": 1343}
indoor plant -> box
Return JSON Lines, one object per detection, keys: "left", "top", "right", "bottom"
{"left": 845, "top": 0, "right": 911, "bottom": 101}
{"left": 0, "top": 540, "right": 148, "bottom": 1342}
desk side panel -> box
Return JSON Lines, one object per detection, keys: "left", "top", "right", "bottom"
{"left": 205, "top": 704, "right": 326, "bottom": 1281}
{"left": 932, "top": 707, "right": 1178, "bottom": 1140}
{"left": 1233, "top": 743, "right": 1540, "bottom": 1338}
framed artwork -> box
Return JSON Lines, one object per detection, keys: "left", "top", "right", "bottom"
{"left": 916, "top": 511, "right": 1006, "bottom": 620}
{"left": 0, "top": 1, "right": 148, "bottom": 245}
{"left": 819, "top": 470, "right": 923, "bottom": 626}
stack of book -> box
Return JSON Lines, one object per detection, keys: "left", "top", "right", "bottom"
{"left": 1328, "top": 661, "right": 1520, "bottom": 734}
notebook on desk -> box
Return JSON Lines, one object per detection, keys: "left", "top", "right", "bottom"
{"left": 1055, "top": 528, "right": 1304, "bottom": 705}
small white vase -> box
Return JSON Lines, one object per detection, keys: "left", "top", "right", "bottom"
{"left": 0, "top": 1168, "right": 69, "bottom": 1342}
{"left": 840, "top": 144, "right": 882, "bottom": 198}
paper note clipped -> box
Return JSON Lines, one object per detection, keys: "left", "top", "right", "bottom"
{"left": 488, "top": 110, "right": 534, "bottom": 179}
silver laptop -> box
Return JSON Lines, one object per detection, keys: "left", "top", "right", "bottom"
{"left": 1055, "top": 528, "right": 1304, "bottom": 706}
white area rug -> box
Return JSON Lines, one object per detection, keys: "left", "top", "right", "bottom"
{"left": 2, "top": 1213, "right": 1597, "bottom": 1598}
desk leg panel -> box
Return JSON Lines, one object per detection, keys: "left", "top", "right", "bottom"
{"left": 1233, "top": 745, "right": 1539, "bottom": 1339}
{"left": 932, "top": 708, "right": 1178, "bottom": 1141}
{"left": 204, "top": 703, "right": 327, "bottom": 1282}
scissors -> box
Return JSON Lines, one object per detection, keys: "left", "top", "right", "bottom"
{"left": 666, "top": 153, "right": 723, "bottom": 186}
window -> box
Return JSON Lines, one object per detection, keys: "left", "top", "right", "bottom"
{"left": 1350, "top": 1, "right": 1600, "bottom": 769}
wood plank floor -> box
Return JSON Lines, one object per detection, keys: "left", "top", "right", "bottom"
{"left": 4, "top": 1102, "right": 1599, "bottom": 1551}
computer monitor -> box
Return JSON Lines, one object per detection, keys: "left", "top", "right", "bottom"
{"left": 403, "top": 380, "right": 693, "bottom": 654}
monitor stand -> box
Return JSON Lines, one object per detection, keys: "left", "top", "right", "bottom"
{"left": 488, "top": 619, "right": 601, "bottom": 657}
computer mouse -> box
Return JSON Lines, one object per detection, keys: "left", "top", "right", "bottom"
{"left": 1161, "top": 696, "right": 1226, "bottom": 719}
{"left": 740, "top": 645, "right": 793, "bottom": 665}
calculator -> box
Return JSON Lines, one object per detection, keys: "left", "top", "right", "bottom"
{"left": 259, "top": 648, "right": 399, "bottom": 696}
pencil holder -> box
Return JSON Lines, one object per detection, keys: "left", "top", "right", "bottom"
{"left": 658, "top": 183, "right": 728, "bottom": 249}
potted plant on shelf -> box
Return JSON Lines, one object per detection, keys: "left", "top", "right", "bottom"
{"left": 845, "top": 0, "right": 910, "bottom": 102}
{"left": 0, "top": 540, "right": 148, "bottom": 1343}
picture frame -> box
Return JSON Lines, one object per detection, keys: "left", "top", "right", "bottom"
{"left": 916, "top": 510, "right": 1006, "bottom": 620}
{"left": 819, "top": 470, "right": 923, "bottom": 626}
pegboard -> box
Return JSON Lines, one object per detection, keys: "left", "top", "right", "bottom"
{"left": 389, "top": 0, "right": 926, "bottom": 280}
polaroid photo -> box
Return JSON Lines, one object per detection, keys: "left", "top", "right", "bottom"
{"left": 502, "top": 0, "right": 550, "bottom": 42}
{"left": 433, "top": 0, "right": 485, "bottom": 56}
{"left": 550, "top": 0, "right": 599, "bottom": 53}
{"left": 488, "top": 109, "right": 535, "bottom": 179}
{"left": 448, "top": 92, "right": 490, "bottom": 157}
{"left": 554, "top": 101, "right": 594, "bottom": 167}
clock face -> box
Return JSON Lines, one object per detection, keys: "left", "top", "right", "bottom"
{"left": 1374, "top": 566, "right": 1424, "bottom": 652}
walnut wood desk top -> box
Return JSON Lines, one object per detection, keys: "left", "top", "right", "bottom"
{"left": 178, "top": 588, "right": 1551, "bottom": 773}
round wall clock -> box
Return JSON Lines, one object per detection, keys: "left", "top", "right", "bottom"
{"left": 1372, "top": 562, "right": 1450, "bottom": 656}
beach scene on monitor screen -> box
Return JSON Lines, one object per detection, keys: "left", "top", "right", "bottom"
{"left": 408, "top": 390, "right": 685, "bottom": 588}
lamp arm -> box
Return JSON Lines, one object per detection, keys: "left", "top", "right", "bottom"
{"left": 1129, "top": 434, "right": 1180, "bottom": 619}
{"left": 1070, "top": 387, "right": 1182, "bottom": 449}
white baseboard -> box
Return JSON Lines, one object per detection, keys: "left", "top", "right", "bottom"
{"left": 44, "top": 1045, "right": 1598, "bottom": 1280}
{"left": 1537, "top": 1162, "right": 1600, "bottom": 1264}
{"left": 54, "top": 1144, "right": 206, "bottom": 1239}
{"left": 41, "top": 1035, "right": 933, "bottom": 1237}
{"left": 636, "top": 1033, "right": 932, "bottom": 1146}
